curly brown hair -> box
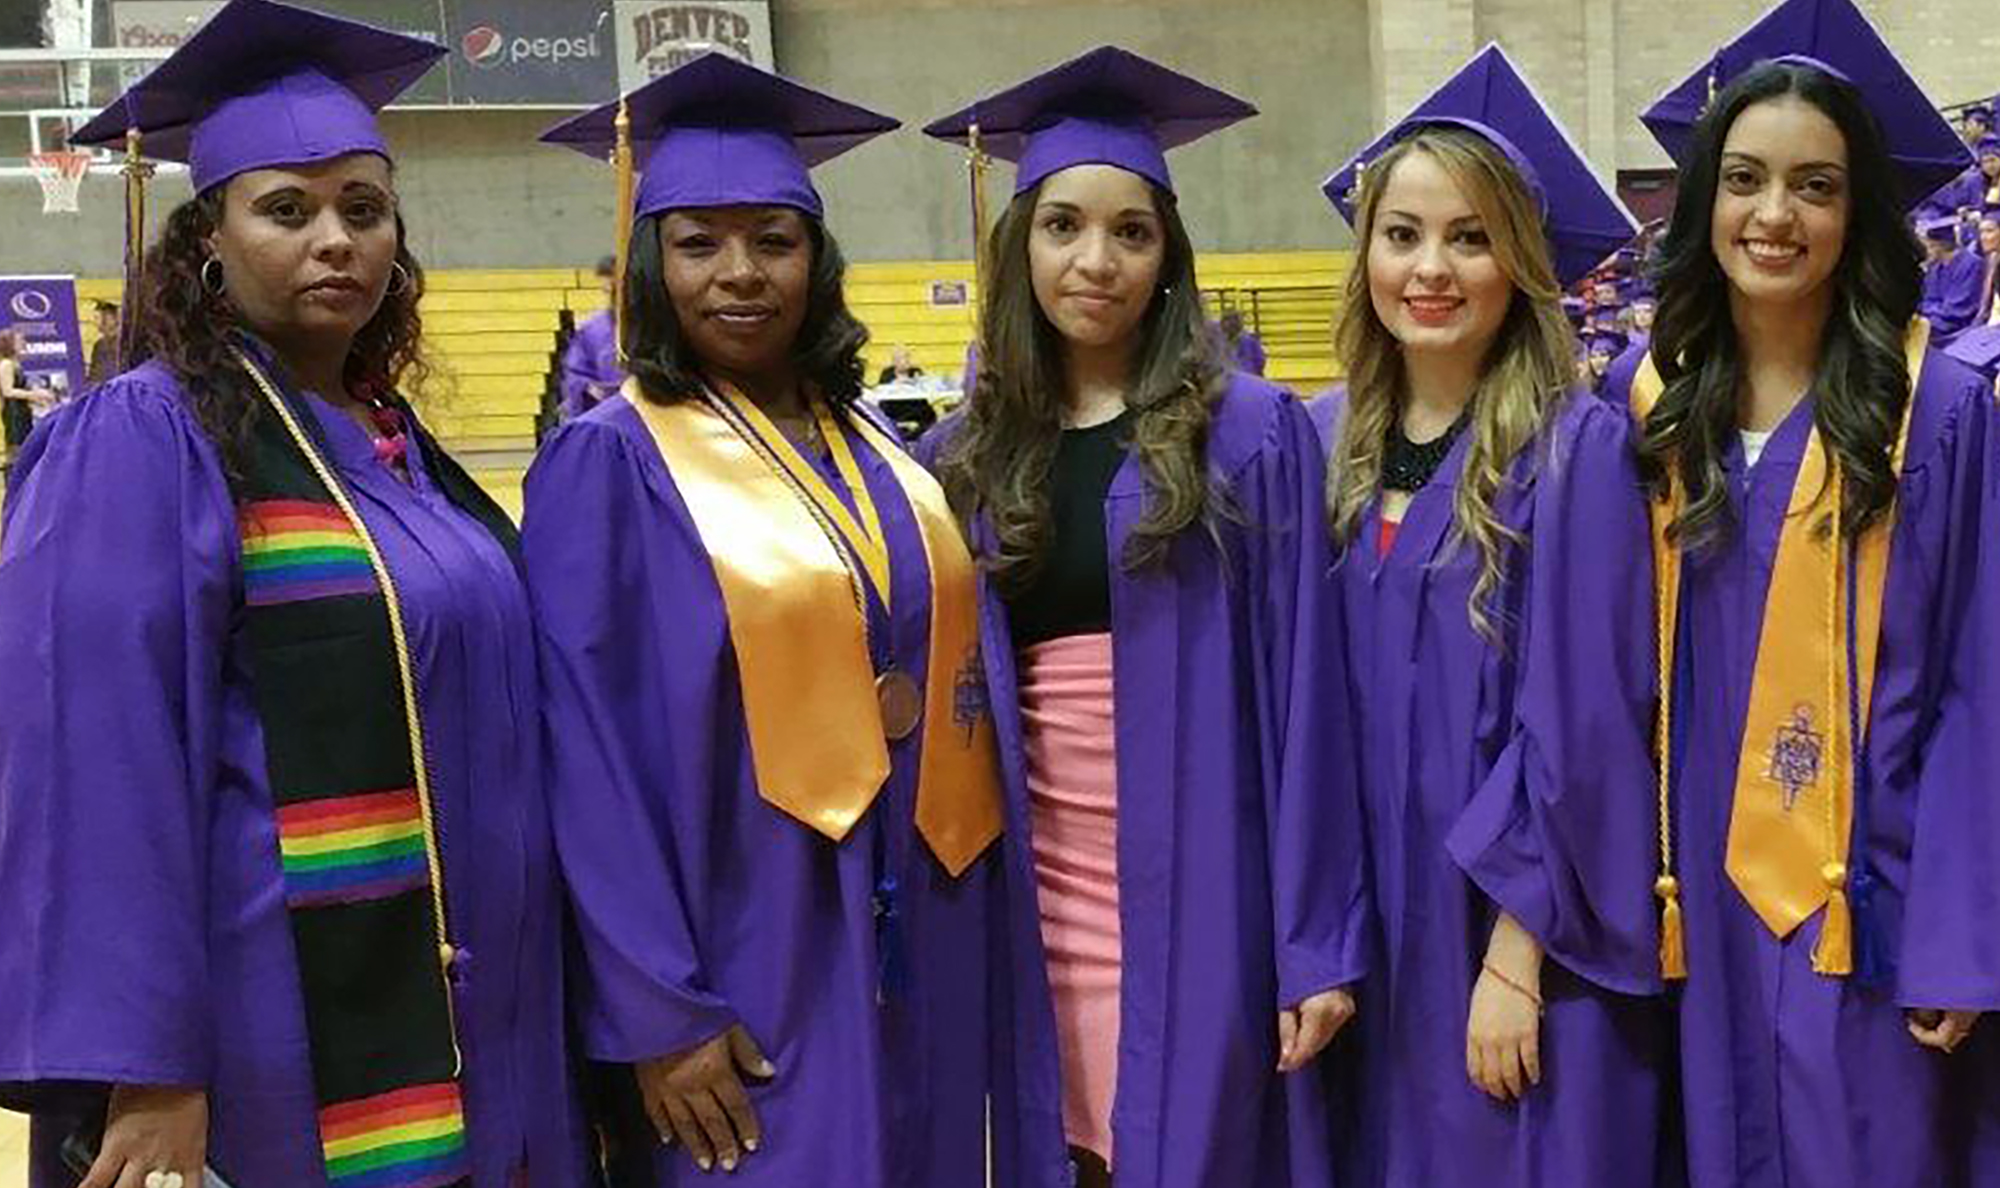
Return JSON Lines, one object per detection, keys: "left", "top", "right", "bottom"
{"left": 132, "top": 185, "right": 431, "bottom": 473}
{"left": 935, "top": 178, "right": 1223, "bottom": 588}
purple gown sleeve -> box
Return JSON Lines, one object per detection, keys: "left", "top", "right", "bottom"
{"left": 0, "top": 381, "right": 232, "bottom": 1098}
{"left": 1897, "top": 367, "right": 2000, "bottom": 1011}
{"left": 1445, "top": 399, "right": 1662, "bottom": 996}
{"left": 1255, "top": 397, "right": 1371, "bottom": 1007}
{"left": 521, "top": 417, "right": 740, "bottom": 1062}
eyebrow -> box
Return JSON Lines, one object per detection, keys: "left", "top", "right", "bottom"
{"left": 1034, "top": 200, "right": 1160, "bottom": 221}
{"left": 1380, "top": 208, "right": 1484, "bottom": 227}
{"left": 1720, "top": 151, "right": 1848, "bottom": 173}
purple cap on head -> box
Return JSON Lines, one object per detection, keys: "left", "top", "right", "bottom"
{"left": 1918, "top": 216, "right": 1964, "bottom": 245}
{"left": 922, "top": 46, "right": 1257, "bottom": 196}
{"left": 540, "top": 52, "right": 896, "bottom": 220}
{"left": 70, "top": 0, "right": 443, "bottom": 194}
{"left": 1639, "top": 0, "right": 1973, "bottom": 212}
{"left": 1976, "top": 135, "right": 2000, "bottom": 160}
{"left": 1587, "top": 331, "right": 1628, "bottom": 357}
{"left": 1321, "top": 44, "right": 1639, "bottom": 287}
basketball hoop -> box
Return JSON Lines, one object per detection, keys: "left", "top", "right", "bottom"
{"left": 28, "top": 151, "right": 92, "bottom": 214}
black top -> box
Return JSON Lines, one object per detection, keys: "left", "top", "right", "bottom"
{"left": 1003, "top": 410, "right": 1132, "bottom": 648}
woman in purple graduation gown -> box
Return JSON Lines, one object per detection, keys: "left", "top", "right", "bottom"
{"left": 1313, "top": 46, "right": 1666, "bottom": 1188}
{"left": 0, "top": 4, "right": 593, "bottom": 1188}
{"left": 922, "top": 47, "right": 1368, "bottom": 1188}
{"left": 1604, "top": 2, "right": 2000, "bottom": 1184}
{"left": 525, "top": 53, "right": 1003, "bottom": 1188}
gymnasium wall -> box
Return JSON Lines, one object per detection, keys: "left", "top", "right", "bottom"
{"left": 1, "top": 0, "right": 1996, "bottom": 275}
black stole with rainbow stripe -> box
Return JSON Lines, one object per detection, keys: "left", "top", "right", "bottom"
{"left": 230, "top": 355, "right": 516, "bottom": 1188}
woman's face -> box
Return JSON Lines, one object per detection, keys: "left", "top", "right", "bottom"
{"left": 207, "top": 153, "right": 398, "bottom": 357}
{"left": 659, "top": 205, "right": 812, "bottom": 383}
{"left": 1980, "top": 152, "right": 2000, "bottom": 181}
{"left": 1027, "top": 164, "right": 1166, "bottom": 353}
{"left": 1709, "top": 97, "right": 1850, "bottom": 311}
{"left": 1366, "top": 149, "right": 1513, "bottom": 363}
{"left": 1979, "top": 217, "right": 2000, "bottom": 257}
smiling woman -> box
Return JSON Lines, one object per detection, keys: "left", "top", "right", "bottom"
{"left": 524, "top": 52, "right": 1004, "bottom": 1188}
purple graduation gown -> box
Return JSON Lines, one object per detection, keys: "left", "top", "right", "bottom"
{"left": 521, "top": 396, "right": 995, "bottom": 1188}
{"left": 930, "top": 375, "right": 1370, "bottom": 1188}
{"left": 1920, "top": 250, "right": 1987, "bottom": 341}
{"left": 1309, "top": 390, "right": 1667, "bottom": 1188}
{"left": 1603, "top": 346, "right": 2000, "bottom": 1188}
{"left": 0, "top": 364, "right": 594, "bottom": 1188}
{"left": 559, "top": 311, "right": 622, "bottom": 419}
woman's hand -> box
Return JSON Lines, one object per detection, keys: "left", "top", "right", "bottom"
{"left": 1276, "top": 987, "right": 1357, "bottom": 1072}
{"left": 1907, "top": 1008, "right": 1981, "bottom": 1054}
{"left": 80, "top": 1084, "right": 207, "bottom": 1188}
{"left": 1466, "top": 912, "right": 1544, "bottom": 1102}
{"left": 635, "top": 1025, "right": 775, "bottom": 1173}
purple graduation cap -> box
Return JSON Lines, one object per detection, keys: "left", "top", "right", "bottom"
{"left": 922, "top": 45, "right": 1257, "bottom": 196}
{"left": 1918, "top": 216, "right": 1963, "bottom": 246}
{"left": 1943, "top": 323, "right": 2000, "bottom": 374}
{"left": 1977, "top": 135, "right": 2000, "bottom": 162}
{"left": 539, "top": 52, "right": 897, "bottom": 219}
{"left": 1639, "top": 0, "right": 1973, "bottom": 212}
{"left": 1587, "top": 331, "right": 1629, "bottom": 358}
{"left": 69, "top": 0, "right": 443, "bottom": 193}
{"left": 1320, "top": 43, "right": 1639, "bottom": 287}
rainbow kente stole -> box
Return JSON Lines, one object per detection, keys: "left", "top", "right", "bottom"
{"left": 229, "top": 346, "right": 516, "bottom": 1187}
{"left": 1631, "top": 320, "right": 1924, "bottom": 981}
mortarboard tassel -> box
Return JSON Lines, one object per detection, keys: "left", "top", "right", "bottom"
{"left": 611, "top": 97, "right": 634, "bottom": 367}
{"left": 967, "top": 121, "right": 990, "bottom": 293}
{"left": 119, "top": 127, "right": 153, "bottom": 365}
{"left": 1657, "top": 876, "right": 1687, "bottom": 980}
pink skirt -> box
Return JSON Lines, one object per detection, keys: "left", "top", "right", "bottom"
{"left": 1019, "top": 632, "right": 1121, "bottom": 1164}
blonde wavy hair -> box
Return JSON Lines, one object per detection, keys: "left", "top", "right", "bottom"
{"left": 1328, "top": 126, "right": 1578, "bottom": 641}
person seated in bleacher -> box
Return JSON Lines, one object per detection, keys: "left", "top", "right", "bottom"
{"left": 529, "top": 51, "right": 1003, "bottom": 1188}
{"left": 0, "top": 5, "right": 598, "bottom": 1188}
{"left": 875, "top": 342, "right": 925, "bottom": 384}
{"left": 560, "top": 254, "right": 624, "bottom": 419}
{"left": 1214, "top": 308, "right": 1267, "bottom": 375}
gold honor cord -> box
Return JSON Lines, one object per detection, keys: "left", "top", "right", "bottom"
{"left": 709, "top": 381, "right": 894, "bottom": 614}
{"left": 232, "top": 348, "right": 462, "bottom": 1069}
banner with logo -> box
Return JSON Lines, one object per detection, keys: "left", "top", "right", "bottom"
{"left": 613, "top": 1, "right": 772, "bottom": 90}
{"left": 444, "top": 0, "right": 616, "bottom": 106}
{"left": 1, "top": 277, "right": 86, "bottom": 408}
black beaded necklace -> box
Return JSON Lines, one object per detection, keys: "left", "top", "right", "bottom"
{"left": 1382, "top": 410, "right": 1471, "bottom": 493}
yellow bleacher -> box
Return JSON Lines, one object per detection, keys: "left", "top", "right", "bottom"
{"left": 67, "top": 251, "right": 1346, "bottom": 519}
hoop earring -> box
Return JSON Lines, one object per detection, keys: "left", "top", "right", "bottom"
{"left": 389, "top": 262, "right": 413, "bottom": 297}
{"left": 200, "top": 258, "right": 226, "bottom": 297}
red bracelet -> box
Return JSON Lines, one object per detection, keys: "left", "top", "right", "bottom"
{"left": 1481, "top": 961, "right": 1544, "bottom": 1013}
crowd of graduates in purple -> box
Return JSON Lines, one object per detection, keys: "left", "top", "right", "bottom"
{"left": 0, "top": 1, "right": 1995, "bottom": 1188}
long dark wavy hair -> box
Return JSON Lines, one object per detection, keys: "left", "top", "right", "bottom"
{"left": 133, "top": 183, "right": 430, "bottom": 474}
{"left": 620, "top": 210, "right": 870, "bottom": 407}
{"left": 935, "top": 178, "right": 1224, "bottom": 587}
{"left": 1639, "top": 61, "right": 1923, "bottom": 548}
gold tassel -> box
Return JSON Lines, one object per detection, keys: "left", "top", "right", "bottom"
{"left": 1656, "top": 875, "right": 1687, "bottom": 980}
{"left": 1813, "top": 864, "right": 1853, "bottom": 975}
{"left": 119, "top": 127, "right": 152, "bottom": 363}
{"left": 611, "top": 98, "right": 634, "bottom": 367}
{"left": 967, "top": 121, "right": 990, "bottom": 295}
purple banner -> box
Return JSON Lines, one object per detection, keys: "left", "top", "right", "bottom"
{"left": 0, "top": 277, "right": 86, "bottom": 411}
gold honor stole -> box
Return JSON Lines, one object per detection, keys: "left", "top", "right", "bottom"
{"left": 626, "top": 381, "right": 1002, "bottom": 876}
{"left": 1631, "top": 320, "right": 1925, "bottom": 980}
